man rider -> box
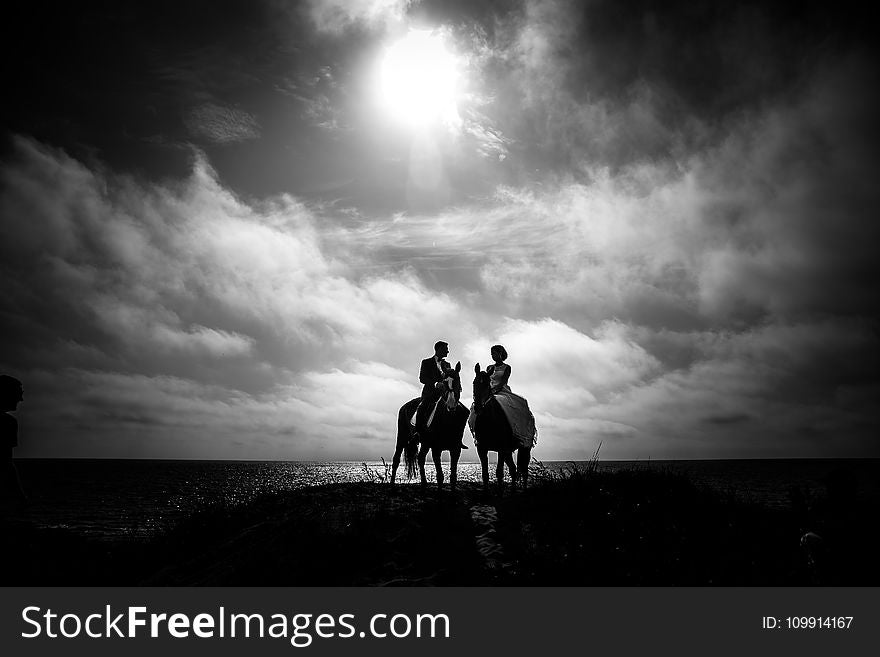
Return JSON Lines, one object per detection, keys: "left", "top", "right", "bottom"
{"left": 414, "top": 341, "right": 467, "bottom": 449}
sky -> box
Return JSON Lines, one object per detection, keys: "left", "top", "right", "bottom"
{"left": 1, "top": 0, "right": 878, "bottom": 461}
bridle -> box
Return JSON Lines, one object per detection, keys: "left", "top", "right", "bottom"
{"left": 440, "top": 370, "right": 461, "bottom": 411}
{"left": 472, "top": 371, "right": 493, "bottom": 413}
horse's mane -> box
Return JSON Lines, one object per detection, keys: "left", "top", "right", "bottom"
{"left": 443, "top": 368, "right": 462, "bottom": 407}
{"left": 472, "top": 369, "right": 492, "bottom": 406}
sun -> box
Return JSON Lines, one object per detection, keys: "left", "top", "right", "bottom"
{"left": 378, "top": 29, "right": 460, "bottom": 127}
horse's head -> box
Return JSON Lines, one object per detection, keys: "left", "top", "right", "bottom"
{"left": 439, "top": 362, "right": 462, "bottom": 411}
{"left": 472, "top": 363, "right": 492, "bottom": 409}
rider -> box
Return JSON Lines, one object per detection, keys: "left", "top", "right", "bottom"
{"left": 487, "top": 344, "right": 512, "bottom": 394}
{"left": 485, "top": 344, "right": 537, "bottom": 449}
{"left": 415, "top": 341, "right": 468, "bottom": 449}
{"left": 1, "top": 374, "right": 27, "bottom": 504}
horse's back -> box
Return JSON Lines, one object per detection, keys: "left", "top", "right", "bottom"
{"left": 399, "top": 397, "right": 420, "bottom": 422}
{"left": 397, "top": 398, "right": 420, "bottom": 443}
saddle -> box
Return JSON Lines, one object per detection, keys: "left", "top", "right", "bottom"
{"left": 410, "top": 398, "right": 441, "bottom": 430}
{"left": 410, "top": 378, "right": 458, "bottom": 430}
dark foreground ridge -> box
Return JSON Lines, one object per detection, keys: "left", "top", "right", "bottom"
{"left": 2, "top": 467, "right": 877, "bottom": 585}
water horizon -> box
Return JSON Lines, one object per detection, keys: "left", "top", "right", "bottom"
{"left": 6, "top": 457, "right": 879, "bottom": 542}
{"left": 18, "top": 455, "right": 878, "bottom": 463}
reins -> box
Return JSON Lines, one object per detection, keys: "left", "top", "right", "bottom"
{"left": 472, "top": 373, "right": 494, "bottom": 412}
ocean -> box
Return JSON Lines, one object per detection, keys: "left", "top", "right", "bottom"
{"left": 7, "top": 458, "right": 880, "bottom": 541}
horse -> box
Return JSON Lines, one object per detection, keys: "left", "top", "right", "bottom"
{"left": 391, "top": 364, "right": 470, "bottom": 490}
{"left": 470, "top": 364, "right": 534, "bottom": 492}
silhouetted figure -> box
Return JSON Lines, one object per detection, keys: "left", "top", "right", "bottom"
{"left": 470, "top": 359, "right": 535, "bottom": 494}
{"left": 416, "top": 362, "right": 469, "bottom": 489}
{"left": 484, "top": 345, "right": 537, "bottom": 453}
{"left": 0, "top": 375, "right": 27, "bottom": 505}
{"left": 391, "top": 349, "right": 468, "bottom": 487}
{"left": 415, "top": 341, "right": 450, "bottom": 437}
{"left": 414, "top": 341, "right": 466, "bottom": 449}
{"left": 392, "top": 341, "right": 453, "bottom": 484}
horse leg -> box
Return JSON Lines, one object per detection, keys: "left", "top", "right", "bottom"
{"left": 505, "top": 451, "right": 517, "bottom": 487}
{"left": 517, "top": 448, "right": 531, "bottom": 489}
{"left": 391, "top": 440, "right": 404, "bottom": 484}
{"left": 449, "top": 447, "right": 460, "bottom": 491}
{"left": 478, "top": 446, "right": 490, "bottom": 492}
{"left": 477, "top": 447, "right": 489, "bottom": 492}
{"left": 432, "top": 448, "right": 444, "bottom": 487}
{"left": 418, "top": 443, "right": 430, "bottom": 487}
{"left": 495, "top": 452, "right": 506, "bottom": 494}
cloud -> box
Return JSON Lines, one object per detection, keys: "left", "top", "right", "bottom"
{"left": 184, "top": 103, "right": 261, "bottom": 143}
{"left": 465, "top": 318, "right": 660, "bottom": 402}
{"left": 311, "top": 47, "right": 880, "bottom": 459}
{"left": 0, "top": 136, "right": 480, "bottom": 459}
{"left": 15, "top": 366, "right": 416, "bottom": 460}
{"left": 3, "top": 38, "right": 879, "bottom": 461}
{"left": 362, "top": 52, "right": 880, "bottom": 329}
{"left": 691, "top": 57, "right": 880, "bottom": 323}
{"left": 576, "top": 317, "right": 880, "bottom": 459}
{"left": 306, "top": 0, "right": 414, "bottom": 34}
{"left": 88, "top": 296, "right": 256, "bottom": 357}
{"left": 459, "top": 0, "right": 878, "bottom": 184}
{"left": 2, "top": 122, "right": 878, "bottom": 460}
{"left": 460, "top": 318, "right": 662, "bottom": 457}
{"left": 3, "top": 1, "right": 878, "bottom": 462}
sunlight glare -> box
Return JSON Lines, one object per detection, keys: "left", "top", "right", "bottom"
{"left": 378, "top": 29, "right": 460, "bottom": 127}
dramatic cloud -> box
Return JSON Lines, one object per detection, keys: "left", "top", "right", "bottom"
{"left": 347, "top": 52, "right": 879, "bottom": 330}
{"left": 0, "top": 137, "right": 481, "bottom": 459}
{"left": 2, "top": 0, "right": 878, "bottom": 460}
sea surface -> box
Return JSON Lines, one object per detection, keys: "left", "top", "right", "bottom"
{"left": 6, "top": 458, "right": 880, "bottom": 541}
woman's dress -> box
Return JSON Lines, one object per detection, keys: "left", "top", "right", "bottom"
{"left": 488, "top": 364, "right": 537, "bottom": 449}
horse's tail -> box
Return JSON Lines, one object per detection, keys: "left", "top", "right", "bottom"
{"left": 404, "top": 437, "right": 419, "bottom": 479}
{"left": 398, "top": 397, "right": 420, "bottom": 480}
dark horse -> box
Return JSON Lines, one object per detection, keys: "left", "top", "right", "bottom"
{"left": 471, "top": 364, "right": 533, "bottom": 492}
{"left": 391, "top": 365, "right": 470, "bottom": 489}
